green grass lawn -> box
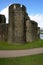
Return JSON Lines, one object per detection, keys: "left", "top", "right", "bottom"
{"left": 0, "top": 53, "right": 43, "bottom": 65}
{"left": 0, "top": 39, "right": 43, "bottom": 50}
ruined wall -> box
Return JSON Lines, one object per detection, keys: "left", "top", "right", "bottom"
{"left": 26, "top": 20, "right": 38, "bottom": 42}
{"left": 0, "top": 4, "right": 39, "bottom": 43}
{"left": 0, "top": 15, "right": 7, "bottom": 41}
{"left": 26, "top": 19, "right": 32, "bottom": 42}
{"left": 30, "top": 20, "right": 38, "bottom": 41}
{"left": 8, "top": 4, "right": 26, "bottom": 43}
{"left": 0, "top": 14, "right": 6, "bottom": 41}
{"left": 4, "top": 24, "right": 8, "bottom": 41}
{"left": 0, "top": 24, "right": 5, "bottom": 41}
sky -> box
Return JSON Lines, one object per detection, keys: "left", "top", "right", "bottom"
{"left": 0, "top": 0, "right": 43, "bottom": 28}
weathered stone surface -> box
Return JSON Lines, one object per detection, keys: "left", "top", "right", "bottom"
{"left": 26, "top": 20, "right": 32, "bottom": 42}
{"left": 0, "top": 15, "right": 8, "bottom": 41}
{"left": 30, "top": 20, "right": 38, "bottom": 41}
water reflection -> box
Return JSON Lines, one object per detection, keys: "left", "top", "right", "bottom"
{"left": 40, "top": 34, "right": 43, "bottom": 39}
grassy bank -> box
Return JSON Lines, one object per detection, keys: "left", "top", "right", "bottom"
{"left": 0, "top": 39, "right": 43, "bottom": 50}
{"left": 0, "top": 53, "right": 43, "bottom": 65}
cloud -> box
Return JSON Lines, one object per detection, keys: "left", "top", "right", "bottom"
{"left": 0, "top": 6, "right": 43, "bottom": 28}
{"left": 29, "top": 14, "right": 43, "bottom": 28}
{"left": 0, "top": 6, "right": 9, "bottom": 23}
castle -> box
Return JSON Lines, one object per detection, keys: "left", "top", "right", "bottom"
{"left": 0, "top": 4, "right": 40, "bottom": 43}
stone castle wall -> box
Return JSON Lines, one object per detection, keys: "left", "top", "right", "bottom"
{"left": 30, "top": 20, "right": 38, "bottom": 41}
{"left": 26, "top": 19, "right": 32, "bottom": 42}
{"left": 26, "top": 20, "right": 38, "bottom": 42}
{"left": 0, "top": 4, "right": 40, "bottom": 43}
{"left": 0, "top": 15, "right": 8, "bottom": 41}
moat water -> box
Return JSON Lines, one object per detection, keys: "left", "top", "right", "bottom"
{"left": 40, "top": 34, "right": 43, "bottom": 39}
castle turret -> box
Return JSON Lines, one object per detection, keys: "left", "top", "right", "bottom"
{"left": 8, "top": 4, "right": 26, "bottom": 43}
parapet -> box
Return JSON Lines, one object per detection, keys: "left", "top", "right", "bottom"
{"left": 22, "top": 5, "right": 26, "bottom": 12}
{"left": 9, "top": 4, "right": 21, "bottom": 10}
{"left": 0, "top": 14, "right": 6, "bottom": 23}
{"left": 9, "top": 3, "right": 26, "bottom": 13}
{"left": 9, "top": 4, "right": 21, "bottom": 9}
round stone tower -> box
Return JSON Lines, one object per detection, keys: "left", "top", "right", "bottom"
{"left": 8, "top": 4, "right": 26, "bottom": 43}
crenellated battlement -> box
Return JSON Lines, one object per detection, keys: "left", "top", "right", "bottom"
{"left": 22, "top": 5, "right": 26, "bottom": 12}
{"left": 9, "top": 4, "right": 26, "bottom": 13}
